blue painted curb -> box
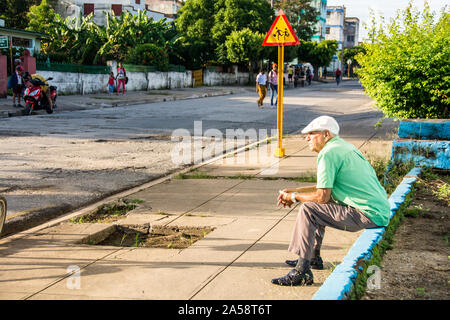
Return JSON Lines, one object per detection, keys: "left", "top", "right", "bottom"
{"left": 398, "top": 120, "right": 450, "bottom": 140}
{"left": 391, "top": 140, "right": 450, "bottom": 169}
{"left": 312, "top": 167, "right": 422, "bottom": 300}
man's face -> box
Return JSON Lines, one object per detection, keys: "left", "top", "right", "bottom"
{"left": 306, "top": 131, "right": 329, "bottom": 153}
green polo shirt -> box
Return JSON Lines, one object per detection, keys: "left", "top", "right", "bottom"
{"left": 316, "top": 136, "right": 390, "bottom": 227}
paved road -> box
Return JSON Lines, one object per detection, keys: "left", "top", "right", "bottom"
{"left": 0, "top": 80, "right": 393, "bottom": 235}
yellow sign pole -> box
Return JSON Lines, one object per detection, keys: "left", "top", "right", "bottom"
{"left": 275, "top": 45, "right": 285, "bottom": 158}
{"left": 262, "top": 10, "right": 299, "bottom": 158}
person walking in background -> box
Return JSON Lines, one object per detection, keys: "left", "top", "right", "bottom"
{"left": 108, "top": 72, "right": 115, "bottom": 95}
{"left": 335, "top": 68, "right": 342, "bottom": 86}
{"left": 306, "top": 67, "right": 312, "bottom": 85}
{"left": 268, "top": 63, "right": 278, "bottom": 108}
{"left": 8, "top": 66, "right": 24, "bottom": 108}
{"left": 288, "top": 65, "right": 293, "bottom": 84}
{"left": 116, "top": 62, "right": 127, "bottom": 95}
{"left": 255, "top": 69, "right": 267, "bottom": 108}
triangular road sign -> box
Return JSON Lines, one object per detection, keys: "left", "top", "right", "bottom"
{"left": 262, "top": 10, "right": 300, "bottom": 46}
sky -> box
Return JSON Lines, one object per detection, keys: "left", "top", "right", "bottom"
{"left": 326, "top": 0, "right": 448, "bottom": 42}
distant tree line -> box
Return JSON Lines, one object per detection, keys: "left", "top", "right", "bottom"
{"left": 1, "top": 0, "right": 338, "bottom": 76}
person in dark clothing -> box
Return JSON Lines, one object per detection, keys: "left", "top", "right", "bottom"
{"left": 8, "top": 66, "right": 24, "bottom": 108}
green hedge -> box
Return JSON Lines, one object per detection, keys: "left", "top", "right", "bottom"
{"left": 122, "top": 64, "right": 157, "bottom": 73}
{"left": 36, "top": 62, "right": 110, "bottom": 74}
{"left": 122, "top": 64, "right": 185, "bottom": 73}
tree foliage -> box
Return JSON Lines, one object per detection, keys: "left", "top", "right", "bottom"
{"left": 356, "top": 1, "right": 449, "bottom": 119}
{"left": 273, "top": 0, "right": 318, "bottom": 41}
{"left": 29, "top": 9, "right": 178, "bottom": 66}
{"left": 26, "top": 0, "right": 56, "bottom": 34}
{"left": 175, "top": 0, "right": 217, "bottom": 68}
{"left": 225, "top": 28, "right": 265, "bottom": 80}
{"left": 297, "top": 40, "right": 338, "bottom": 79}
{"left": 175, "top": 0, "right": 273, "bottom": 67}
{"left": 0, "top": 0, "right": 50, "bottom": 29}
{"left": 126, "top": 43, "right": 169, "bottom": 71}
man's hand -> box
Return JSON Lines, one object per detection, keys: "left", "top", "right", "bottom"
{"left": 277, "top": 190, "right": 294, "bottom": 208}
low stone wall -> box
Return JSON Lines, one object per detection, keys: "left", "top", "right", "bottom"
{"left": 203, "top": 69, "right": 250, "bottom": 86}
{"left": 36, "top": 68, "right": 251, "bottom": 94}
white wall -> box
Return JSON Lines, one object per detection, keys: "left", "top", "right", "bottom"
{"left": 35, "top": 69, "right": 249, "bottom": 94}
{"left": 203, "top": 69, "right": 250, "bottom": 86}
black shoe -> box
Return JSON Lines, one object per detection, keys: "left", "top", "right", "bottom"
{"left": 271, "top": 268, "right": 314, "bottom": 286}
{"left": 285, "top": 256, "right": 324, "bottom": 270}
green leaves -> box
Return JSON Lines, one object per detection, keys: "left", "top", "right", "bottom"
{"left": 126, "top": 43, "right": 169, "bottom": 71}
{"left": 175, "top": 0, "right": 273, "bottom": 67}
{"left": 225, "top": 28, "right": 264, "bottom": 64}
{"left": 357, "top": 1, "right": 449, "bottom": 119}
{"left": 297, "top": 40, "right": 338, "bottom": 77}
{"left": 273, "top": 0, "right": 318, "bottom": 41}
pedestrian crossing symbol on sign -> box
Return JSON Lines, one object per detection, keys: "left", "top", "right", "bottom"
{"left": 262, "top": 10, "right": 300, "bottom": 46}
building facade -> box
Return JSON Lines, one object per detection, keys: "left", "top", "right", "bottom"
{"left": 310, "top": 0, "right": 327, "bottom": 43}
{"left": 145, "top": 0, "right": 183, "bottom": 17}
{"left": 325, "top": 5, "right": 345, "bottom": 72}
{"left": 0, "top": 19, "right": 47, "bottom": 55}
{"left": 56, "top": 0, "right": 171, "bottom": 26}
{"left": 343, "top": 17, "right": 359, "bottom": 49}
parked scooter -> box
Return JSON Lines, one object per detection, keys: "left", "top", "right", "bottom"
{"left": 22, "top": 75, "right": 57, "bottom": 116}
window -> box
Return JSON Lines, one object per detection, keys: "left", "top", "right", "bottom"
{"left": 347, "top": 35, "right": 354, "bottom": 42}
{"left": 326, "top": 27, "right": 330, "bottom": 34}
{"left": 12, "top": 37, "right": 31, "bottom": 48}
{"left": 112, "top": 4, "right": 123, "bottom": 16}
{"left": 83, "top": 3, "right": 94, "bottom": 16}
{"left": 135, "top": 0, "right": 140, "bottom": 4}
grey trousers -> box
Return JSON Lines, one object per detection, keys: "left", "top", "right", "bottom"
{"left": 288, "top": 202, "right": 378, "bottom": 260}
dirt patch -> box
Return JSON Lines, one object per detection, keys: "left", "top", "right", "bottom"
{"left": 363, "top": 171, "right": 450, "bottom": 300}
{"left": 70, "top": 198, "right": 143, "bottom": 224}
{"left": 96, "top": 224, "right": 215, "bottom": 249}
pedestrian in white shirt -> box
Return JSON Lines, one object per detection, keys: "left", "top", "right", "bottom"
{"left": 256, "top": 70, "right": 267, "bottom": 108}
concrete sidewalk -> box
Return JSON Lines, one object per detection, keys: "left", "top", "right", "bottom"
{"left": 0, "top": 121, "right": 394, "bottom": 300}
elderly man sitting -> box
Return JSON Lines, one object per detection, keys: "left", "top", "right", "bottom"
{"left": 272, "top": 116, "right": 390, "bottom": 286}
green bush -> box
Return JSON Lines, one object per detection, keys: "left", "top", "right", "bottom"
{"left": 126, "top": 43, "right": 169, "bottom": 72}
{"left": 356, "top": 2, "right": 449, "bottom": 119}
{"left": 35, "top": 52, "right": 71, "bottom": 63}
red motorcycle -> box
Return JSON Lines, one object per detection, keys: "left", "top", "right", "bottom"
{"left": 22, "top": 76, "right": 57, "bottom": 116}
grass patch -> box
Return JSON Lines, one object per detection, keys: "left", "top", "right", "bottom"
{"left": 95, "top": 225, "right": 215, "bottom": 249}
{"left": 366, "top": 155, "right": 416, "bottom": 196}
{"left": 434, "top": 183, "right": 450, "bottom": 205}
{"left": 70, "top": 198, "right": 143, "bottom": 224}
{"left": 174, "top": 171, "right": 217, "bottom": 180}
{"left": 348, "top": 187, "right": 415, "bottom": 300}
{"left": 349, "top": 168, "right": 448, "bottom": 299}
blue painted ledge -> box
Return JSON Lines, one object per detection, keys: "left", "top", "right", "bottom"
{"left": 312, "top": 167, "right": 422, "bottom": 300}
{"left": 398, "top": 120, "right": 450, "bottom": 140}
{"left": 391, "top": 140, "right": 450, "bottom": 169}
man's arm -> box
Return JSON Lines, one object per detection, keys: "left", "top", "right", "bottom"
{"left": 277, "top": 188, "right": 332, "bottom": 207}
{"left": 282, "top": 186, "right": 316, "bottom": 193}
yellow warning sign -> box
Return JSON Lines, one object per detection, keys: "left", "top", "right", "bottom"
{"left": 262, "top": 11, "right": 299, "bottom": 46}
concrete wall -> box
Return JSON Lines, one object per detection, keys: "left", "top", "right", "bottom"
{"left": 35, "top": 69, "right": 248, "bottom": 94}
{"left": 203, "top": 69, "right": 250, "bottom": 86}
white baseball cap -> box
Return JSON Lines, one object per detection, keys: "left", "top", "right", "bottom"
{"left": 301, "top": 116, "right": 340, "bottom": 135}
